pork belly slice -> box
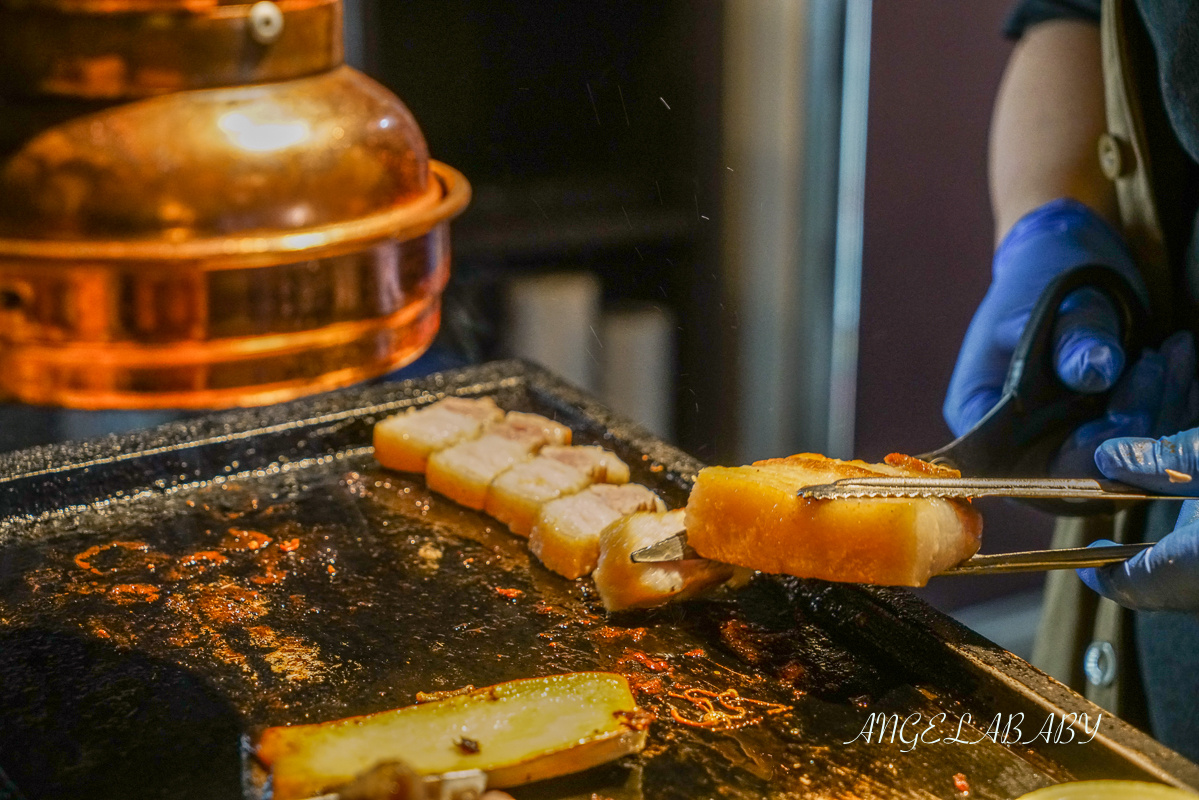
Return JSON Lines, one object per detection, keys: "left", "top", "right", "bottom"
{"left": 593, "top": 509, "right": 733, "bottom": 612}
{"left": 540, "top": 445, "right": 631, "bottom": 484}
{"left": 373, "top": 397, "right": 504, "bottom": 474}
{"left": 684, "top": 453, "right": 983, "bottom": 587}
{"left": 426, "top": 412, "right": 572, "bottom": 510}
{"left": 485, "top": 446, "right": 632, "bottom": 537}
{"left": 529, "top": 483, "right": 665, "bottom": 579}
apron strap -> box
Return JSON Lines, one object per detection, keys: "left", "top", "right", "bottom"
{"left": 1100, "top": 0, "right": 1197, "bottom": 335}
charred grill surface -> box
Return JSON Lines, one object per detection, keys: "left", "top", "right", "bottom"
{"left": 0, "top": 361, "right": 1194, "bottom": 799}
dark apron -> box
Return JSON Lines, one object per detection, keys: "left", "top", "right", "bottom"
{"left": 1031, "top": 0, "right": 1199, "bottom": 761}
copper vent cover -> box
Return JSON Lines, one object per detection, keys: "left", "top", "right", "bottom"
{"left": 0, "top": 0, "right": 470, "bottom": 409}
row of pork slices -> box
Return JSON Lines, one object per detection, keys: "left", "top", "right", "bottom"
{"left": 373, "top": 397, "right": 734, "bottom": 612}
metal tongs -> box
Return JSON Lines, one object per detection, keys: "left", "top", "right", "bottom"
{"left": 797, "top": 476, "right": 1180, "bottom": 503}
{"left": 632, "top": 266, "right": 1176, "bottom": 576}
{"left": 628, "top": 531, "right": 1154, "bottom": 576}
{"left": 629, "top": 474, "right": 1170, "bottom": 574}
{"left": 916, "top": 264, "right": 1154, "bottom": 516}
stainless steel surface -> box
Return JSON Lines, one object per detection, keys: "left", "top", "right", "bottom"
{"left": 797, "top": 476, "right": 1180, "bottom": 501}
{"left": 628, "top": 531, "right": 694, "bottom": 563}
{"left": 940, "top": 544, "right": 1153, "bottom": 576}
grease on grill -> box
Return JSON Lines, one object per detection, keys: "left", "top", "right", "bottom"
{"left": 74, "top": 541, "right": 150, "bottom": 575}
{"left": 717, "top": 612, "right": 884, "bottom": 701}
{"left": 417, "top": 542, "right": 443, "bottom": 570}
{"left": 626, "top": 674, "right": 665, "bottom": 697}
{"left": 223, "top": 528, "right": 273, "bottom": 552}
{"left": 246, "top": 625, "right": 329, "bottom": 683}
{"left": 592, "top": 626, "right": 647, "bottom": 643}
{"left": 109, "top": 583, "right": 161, "bottom": 604}
{"left": 188, "top": 583, "right": 268, "bottom": 626}
{"left": 166, "top": 550, "right": 230, "bottom": 580}
{"left": 612, "top": 708, "right": 655, "bottom": 732}
{"left": 616, "top": 650, "right": 670, "bottom": 673}
{"left": 251, "top": 547, "right": 291, "bottom": 586}
{"left": 602, "top": 635, "right": 794, "bottom": 736}
{"left": 665, "top": 687, "right": 789, "bottom": 732}
{"left": 9, "top": 485, "right": 332, "bottom": 690}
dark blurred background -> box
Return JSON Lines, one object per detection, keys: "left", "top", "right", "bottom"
{"left": 362, "top": 0, "right": 726, "bottom": 458}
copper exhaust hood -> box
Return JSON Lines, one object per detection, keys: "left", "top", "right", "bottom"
{"left": 0, "top": 0, "right": 470, "bottom": 409}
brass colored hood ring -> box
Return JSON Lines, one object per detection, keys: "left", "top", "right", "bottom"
{"left": 0, "top": 0, "right": 343, "bottom": 99}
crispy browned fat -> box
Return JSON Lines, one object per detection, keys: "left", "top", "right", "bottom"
{"left": 684, "top": 453, "right": 983, "bottom": 587}
{"left": 594, "top": 510, "right": 733, "bottom": 612}
{"left": 255, "top": 672, "right": 649, "bottom": 800}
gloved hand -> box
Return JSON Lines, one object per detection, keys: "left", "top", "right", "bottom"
{"left": 1077, "top": 424, "right": 1199, "bottom": 610}
{"left": 1050, "top": 331, "right": 1199, "bottom": 476}
{"left": 943, "top": 198, "right": 1147, "bottom": 438}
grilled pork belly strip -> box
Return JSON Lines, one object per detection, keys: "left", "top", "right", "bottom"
{"left": 485, "top": 446, "right": 632, "bottom": 537}
{"left": 684, "top": 453, "right": 983, "bottom": 587}
{"left": 538, "top": 445, "right": 631, "bottom": 484}
{"left": 426, "top": 412, "right": 572, "bottom": 510}
{"left": 594, "top": 509, "right": 733, "bottom": 612}
{"left": 373, "top": 397, "right": 505, "bottom": 474}
{"left": 529, "top": 483, "right": 665, "bottom": 579}
{"left": 370, "top": 404, "right": 730, "bottom": 608}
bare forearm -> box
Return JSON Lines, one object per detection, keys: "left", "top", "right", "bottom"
{"left": 989, "top": 20, "right": 1116, "bottom": 244}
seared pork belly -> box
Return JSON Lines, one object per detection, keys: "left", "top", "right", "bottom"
{"left": 426, "top": 412, "right": 572, "bottom": 510}
{"left": 540, "top": 445, "right": 631, "bottom": 484}
{"left": 684, "top": 453, "right": 983, "bottom": 587}
{"left": 593, "top": 509, "right": 733, "bottom": 612}
{"left": 529, "top": 483, "right": 664, "bottom": 579}
{"left": 373, "top": 397, "right": 504, "bottom": 473}
{"left": 485, "top": 446, "right": 631, "bottom": 537}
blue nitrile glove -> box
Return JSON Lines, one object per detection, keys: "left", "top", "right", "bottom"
{"left": 943, "top": 198, "right": 1146, "bottom": 438}
{"left": 1051, "top": 331, "right": 1199, "bottom": 476}
{"left": 1078, "top": 517, "right": 1199, "bottom": 611}
{"left": 1077, "top": 423, "right": 1199, "bottom": 611}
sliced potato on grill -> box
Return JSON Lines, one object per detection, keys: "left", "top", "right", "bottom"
{"left": 255, "top": 672, "right": 650, "bottom": 800}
